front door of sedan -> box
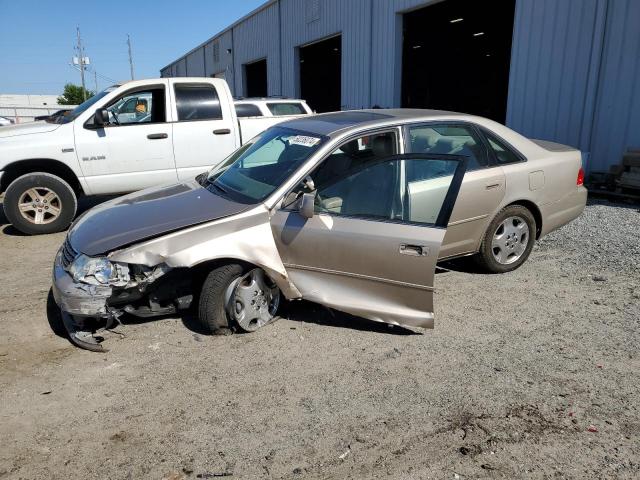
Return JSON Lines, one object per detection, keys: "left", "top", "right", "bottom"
{"left": 270, "top": 141, "right": 467, "bottom": 329}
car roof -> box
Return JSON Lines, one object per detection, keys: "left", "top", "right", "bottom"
{"left": 235, "top": 98, "right": 306, "bottom": 103}
{"left": 280, "top": 108, "right": 471, "bottom": 137}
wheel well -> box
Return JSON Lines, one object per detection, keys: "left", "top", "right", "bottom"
{"left": 1, "top": 159, "right": 83, "bottom": 195}
{"left": 507, "top": 200, "right": 543, "bottom": 239}
{"left": 190, "top": 258, "right": 256, "bottom": 284}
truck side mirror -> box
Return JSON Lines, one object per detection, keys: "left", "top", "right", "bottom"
{"left": 93, "top": 108, "right": 109, "bottom": 127}
{"left": 298, "top": 192, "right": 315, "bottom": 219}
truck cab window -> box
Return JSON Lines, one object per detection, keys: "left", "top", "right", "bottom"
{"left": 175, "top": 84, "right": 222, "bottom": 121}
{"left": 106, "top": 87, "right": 166, "bottom": 125}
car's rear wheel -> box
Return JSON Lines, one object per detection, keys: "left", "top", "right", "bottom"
{"left": 3, "top": 172, "right": 77, "bottom": 235}
{"left": 474, "top": 205, "right": 536, "bottom": 273}
{"left": 197, "top": 264, "right": 280, "bottom": 334}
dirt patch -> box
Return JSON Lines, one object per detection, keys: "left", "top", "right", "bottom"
{"left": 0, "top": 199, "right": 638, "bottom": 479}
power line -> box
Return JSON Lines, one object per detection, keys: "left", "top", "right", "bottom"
{"left": 68, "top": 64, "right": 118, "bottom": 88}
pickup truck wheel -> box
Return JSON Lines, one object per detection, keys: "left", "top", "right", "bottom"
{"left": 3, "top": 173, "right": 77, "bottom": 235}
{"left": 474, "top": 205, "right": 536, "bottom": 273}
{"left": 198, "top": 264, "right": 280, "bottom": 335}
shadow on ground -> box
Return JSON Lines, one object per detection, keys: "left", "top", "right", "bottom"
{"left": 180, "top": 300, "right": 419, "bottom": 336}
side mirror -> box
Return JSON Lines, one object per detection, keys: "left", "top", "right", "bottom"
{"left": 298, "top": 192, "right": 315, "bottom": 219}
{"left": 93, "top": 108, "right": 109, "bottom": 127}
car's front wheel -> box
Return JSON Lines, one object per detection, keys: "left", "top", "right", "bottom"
{"left": 3, "top": 172, "right": 77, "bottom": 235}
{"left": 475, "top": 205, "right": 536, "bottom": 273}
{"left": 197, "top": 264, "right": 281, "bottom": 334}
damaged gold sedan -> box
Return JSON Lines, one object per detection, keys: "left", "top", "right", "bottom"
{"left": 52, "top": 110, "right": 586, "bottom": 350}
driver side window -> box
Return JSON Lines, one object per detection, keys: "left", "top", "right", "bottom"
{"left": 310, "top": 131, "right": 400, "bottom": 219}
{"left": 106, "top": 87, "right": 166, "bottom": 126}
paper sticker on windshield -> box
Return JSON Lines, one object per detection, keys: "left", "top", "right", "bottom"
{"left": 288, "top": 135, "right": 321, "bottom": 147}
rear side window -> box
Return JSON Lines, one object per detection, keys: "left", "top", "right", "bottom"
{"left": 484, "top": 131, "right": 523, "bottom": 165}
{"left": 174, "top": 83, "right": 222, "bottom": 121}
{"left": 408, "top": 124, "right": 488, "bottom": 171}
{"left": 235, "top": 103, "right": 263, "bottom": 117}
{"left": 267, "top": 102, "right": 307, "bottom": 116}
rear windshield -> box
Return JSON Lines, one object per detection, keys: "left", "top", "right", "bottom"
{"left": 235, "top": 103, "right": 263, "bottom": 117}
{"left": 267, "top": 102, "right": 307, "bottom": 116}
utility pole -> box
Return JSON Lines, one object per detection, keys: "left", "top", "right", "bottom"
{"left": 75, "top": 27, "right": 87, "bottom": 101}
{"left": 94, "top": 70, "right": 98, "bottom": 92}
{"left": 127, "top": 34, "right": 135, "bottom": 80}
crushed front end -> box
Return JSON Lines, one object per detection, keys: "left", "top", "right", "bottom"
{"left": 52, "top": 237, "right": 191, "bottom": 351}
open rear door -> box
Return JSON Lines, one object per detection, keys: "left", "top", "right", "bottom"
{"left": 270, "top": 154, "right": 467, "bottom": 328}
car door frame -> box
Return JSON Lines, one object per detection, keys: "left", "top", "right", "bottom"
{"left": 268, "top": 125, "right": 468, "bottom": 329}
{"left": 402, "top": 120, "right": 509, "bottom": 259}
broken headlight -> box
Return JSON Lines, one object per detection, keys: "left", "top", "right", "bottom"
{"left": 68, "top": 255, "right": 130, "bottom": 287}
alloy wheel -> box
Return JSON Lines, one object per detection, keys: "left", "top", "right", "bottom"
{"left": 17, "top": 187, "right": 62, "bottom": 225}
{"left": 491, "top": 215, "right": 530, "bottom": 265}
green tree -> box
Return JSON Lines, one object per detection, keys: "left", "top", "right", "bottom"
{"left": 57, "top": 83, "right": 94, "bottom": 105}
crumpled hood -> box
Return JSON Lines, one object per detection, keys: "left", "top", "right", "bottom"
{"left": 0, "top": 121, "right": 60, "bottom": 138}
{"left": 69, "top": 180, "right": 251, "bottom": 256}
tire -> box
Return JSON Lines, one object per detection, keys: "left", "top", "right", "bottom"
{"left": 474, "top": 205, "right": 537, "bottom": 273}
{"left": 3, "top": 172, "right": 77, "bottom": 235}
{"left": 197, "top": 264, "right": 281, "bottom": 335}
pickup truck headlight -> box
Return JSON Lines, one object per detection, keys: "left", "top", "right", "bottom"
{"left": 68, "top": 255, "right": 130, "bottom": 286}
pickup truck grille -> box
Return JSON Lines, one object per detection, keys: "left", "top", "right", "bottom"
{"left": 60, "top": 238, "right": 78, "bottom": 269}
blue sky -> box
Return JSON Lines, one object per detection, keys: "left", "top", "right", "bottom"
{"left": 0, "top": 0, "right": 265, "bottom": 95}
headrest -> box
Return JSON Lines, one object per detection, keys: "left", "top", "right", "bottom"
{"left": 372, "top": 135, "right": 393, "bottom": 157}
{"left": 340, "top": 140, "right": 360, "bottom": 156}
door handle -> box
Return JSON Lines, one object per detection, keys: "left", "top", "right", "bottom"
{"left": 399, "top": 244, "right": 429, "bottom": 256}
{"left": 485, "top": 183, "right": 501, "bottom": 190}
{"left": 213, "top": 128, "right": 231, "bottom": 135}
{"left": 147, "top": 133, "right": 168, "bottom": 139}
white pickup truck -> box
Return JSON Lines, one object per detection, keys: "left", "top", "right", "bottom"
{"left": 0, "top": 78, "right": 309, "bottom": 234}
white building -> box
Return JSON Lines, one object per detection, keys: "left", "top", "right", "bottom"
{"left": 0, "top": 94, "right": 75, "bottom": 123}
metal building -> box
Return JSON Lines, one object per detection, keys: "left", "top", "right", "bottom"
{"left": 161, "top": 0, "right": 640, "bottom": 173}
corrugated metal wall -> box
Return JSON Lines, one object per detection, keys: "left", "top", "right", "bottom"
{"left": 279, "top": 0, "right": 373, "bottom": 109}
{"left": 506, "top": 0, "right": 605, "bottom": 152}
{"left": 161, "top": 0, "right": 639, "bottom": 171}
{"left": 588, "top": 0, "right": 640, "bottom": 172}
{"left": 160, "top": 0, "right": 434, "bottom": 106}
{"left": 232, "top": 2, "right": 281, "bottom": 95}
{"left": 507, "top": 0, "right": 640, "bottom": 172}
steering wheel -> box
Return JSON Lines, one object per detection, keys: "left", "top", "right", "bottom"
{"left": 109, "top": 109, "right": 120, "bottom": 125}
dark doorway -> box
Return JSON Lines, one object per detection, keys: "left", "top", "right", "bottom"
{"left": 299, "top": 35, "right": 341, "bottom": 112}
{"left": 244, "top": 59, "right": 268, "bottom": 97}
{"left": 401, "top": 0, "right": 516, "bottom": 123}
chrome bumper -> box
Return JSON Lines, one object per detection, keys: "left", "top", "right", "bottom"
{"left": 51, "top": 249, "right": 112, "bottom": 317}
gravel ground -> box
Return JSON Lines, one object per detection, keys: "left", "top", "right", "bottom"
{"left": 0, "top": 198, "right": 638, "bottom": 479}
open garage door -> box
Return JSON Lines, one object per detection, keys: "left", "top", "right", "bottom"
{"left": 401, "top": 0, "right": 516, "bottom": 123}
{"left": 244, "top": 59, "right": 268, "bottom": 97}
{"left": 299, "top": 35, "right": 341, "bottom": 113}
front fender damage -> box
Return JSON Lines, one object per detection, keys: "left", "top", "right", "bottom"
{"left": 60, "top": 206, "right": 299, "bottom": 351}
{"left": 108, "top": 206, "right": 301, "bottom": 299}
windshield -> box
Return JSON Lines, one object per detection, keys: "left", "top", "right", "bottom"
{"left": 54, "top": 86, "right": 118, "bottom": 124}
{"left": 207, "top": 127, "right": 325, "bottom": 203}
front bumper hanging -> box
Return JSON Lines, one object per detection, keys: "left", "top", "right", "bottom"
{"left": 52, "top": 250, "right": 116, "bottom": 351}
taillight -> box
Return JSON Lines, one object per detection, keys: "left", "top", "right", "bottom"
{"left": 577, "top": 167, "right": 585, "bottom": 186}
